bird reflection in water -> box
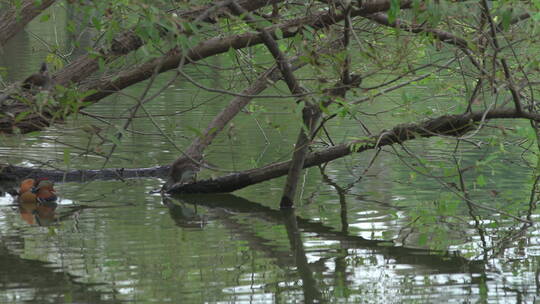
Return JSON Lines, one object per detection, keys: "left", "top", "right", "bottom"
{"left": 162, "top": 197, "right": 207, "bottom": 229}
{"left": 19, "top": 200, "right": 58, "bottom": 226}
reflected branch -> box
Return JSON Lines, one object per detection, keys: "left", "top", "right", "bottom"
{"left": 171, "top": 193, "right": 485, "bottom": 274}
{"left": 281, "top": 209, "right": 324, "bottom": 303}
{"left": 0, "top": 242, "right": 117, "bottom": 303}
{"left": 319, "top": 167, "right": 349, "bottom": 233}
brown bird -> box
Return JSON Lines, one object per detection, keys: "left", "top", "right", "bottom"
{"left": 22, "top": 62, "right": 52, "bottom": 91}
{"left": 19, "top": 178, "right": 36, "bottom": 195}
{"left": 18, "top": 179, "right": 57, "bottom": 204}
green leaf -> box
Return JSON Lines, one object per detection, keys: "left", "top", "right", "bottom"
{"left": 418, "top": 233, "right": 428, "bottom": 246}
{"left": 227, "top": 47, "right": 237, "bottom": 62}
{"left": 274, "top": 28, "right": 283, "bottom": 40}
{"left": 185, "top": 125, "right": 203, "bottom": 137}
{"left": 40, "top": 13, "right": 50, "bottom": 22}
{"left": 501, "top": 9, "right": 512, "bottom": 31}
{"left": 63, "top": 148, "right": 71, "bottom": 168}
{"left": 91, "top": 16, "right": 101, "bottom": 30}
{"left": 388, "top": 0, "right": 401, "bottom": 23}
{"left": 476, "top": 174, "right": 486, "bottom": 187}
{"left": 302, "top": 28, "right": 314, "bottom": 41}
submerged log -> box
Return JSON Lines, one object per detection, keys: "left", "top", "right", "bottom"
{"left": 0, "top": 164, "right": 169, "bottom": 183}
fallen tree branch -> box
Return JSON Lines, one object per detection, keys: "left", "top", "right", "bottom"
{"left": 167, "top": 108, "right": 540, "bottom": 194}
{"left": 81, "top": 1, "right": 407, "bottom": 102}
{"left": 3, "top": 109, "right": 536, "bottom": 187}
{"left": 162, "top": 37, "right": 347, "bottom": 191}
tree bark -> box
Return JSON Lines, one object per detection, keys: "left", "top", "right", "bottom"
{"left": 0, "top": 0, "right": 410, "bottom": 134}
{"left": 4, "top": 109, "right": 538, "bottom": 192}
{"left": 167, "top": 109, "right": 540, "bottom": 194}
{"left": 0, "top": 0, "right": 57, "bottom": 46}
{"left": 52, "top": 0, "right": 283, "bottom": 86}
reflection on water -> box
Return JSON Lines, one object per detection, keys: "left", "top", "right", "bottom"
{"left": 0, "top": 179, "right": 527, "bottom": 304}
{"left": 18, "top": 200, "right": 57, "bottom": 226}
{"left": 2, "top": 3, "right": 540, "bottom": 304}
{"left": 3, "top": 187, "right": 532, "bottom": 303}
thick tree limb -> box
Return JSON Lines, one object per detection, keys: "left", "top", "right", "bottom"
{"left": 3, "top": 109, "right": 537, "bottom": 190}
{"left": 0, "top": 46, "right": 338, "bottom": 185}
{"left": 0, "top": 0, "right": 57, "bottom": 46}
{"left": 0, "top": 0, "right": 410, "bottom": 134}
{"left": 184, "top": 65, "right": 283, "bottom": 158}
{"left": 52, "top": 0, "right": 283, "bottom": 86}
{"left": 167, "top": 108, "right": 540, "bottom": 194}
{"left": 81, "top": 1, "right": 406, "bottom": 102}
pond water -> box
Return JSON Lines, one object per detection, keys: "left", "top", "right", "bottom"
{"left": 1, "top": 5, "right": 540, "bottom": 304}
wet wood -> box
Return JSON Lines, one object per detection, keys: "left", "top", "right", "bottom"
{"left": 167, "top": 109, "right": 540, "bottom": 194}
{"left": 0, "top": 164, "right": 169, "bottom": 183}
